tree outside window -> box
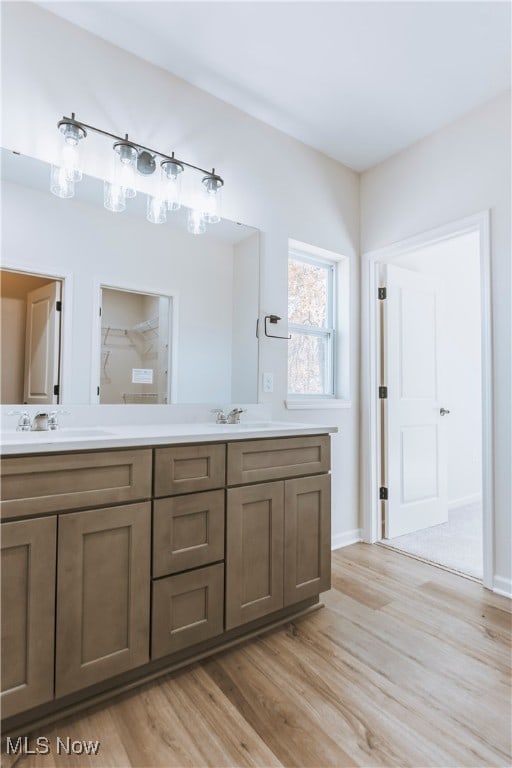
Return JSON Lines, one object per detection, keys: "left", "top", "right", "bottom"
{"left": 288, "top": 251, "right": 335, "bottom": 397}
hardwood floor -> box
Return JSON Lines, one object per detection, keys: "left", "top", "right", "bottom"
{"left": 3, "top": 543, "right": 511, "bottom": 768}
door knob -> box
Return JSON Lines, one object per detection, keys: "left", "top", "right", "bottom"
{"left": 440, "top": 407, "right": 451, "bottom": 416}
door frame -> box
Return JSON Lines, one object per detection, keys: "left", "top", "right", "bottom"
{"left": 91, "top": 277, "right": 177, "bottom": 404}
{"left": 0, "top": 261, "right": 73, "bottom": 404}
{"left": 361, "top": 211, "right": 493, "bottom": 589}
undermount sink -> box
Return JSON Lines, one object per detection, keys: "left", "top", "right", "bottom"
{"left": 205, "top": 421, "right": 285, "bottom": 430}
{"left": 1, "top": 427, "right": 115, "bottom": 441}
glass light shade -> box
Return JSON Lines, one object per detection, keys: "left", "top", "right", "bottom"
{"left": 201, "top": 175, "right": 222, "bottom": 224}
{"left": 146, "top": 195, "right": 167, "bottom": 224}
{"left": 50, "top": 164, "right": 74, "bottom": 198}
{"left": 187, "top": 208, "right": 206, "bottom": 235}
{"left": 104, "top": 180, "right": 126, "bottom": 213}
{"left": 161, "top": 159, "right": 183, "bottom": 211}
{"left": 60, "top": 139, "right": 82, "bottom": 182}
{"left": 114, "top": 142, "right": 138, "bottom": 198}
{"left": 59, "top": 122, "right": 84, "bottom": 182}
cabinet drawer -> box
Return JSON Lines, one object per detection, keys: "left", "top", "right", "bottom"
{"left": 1, "top": 449, "right": 152, "bottom": 520}
{"left": 153, "top": 490, "right": 225, "bottom": 577}
{"left": 227, "top": 435, "right": 330, "bottom": 486}
{"left": 154, "top": 444, "right": 226, "bottom": 497}
{"left": 151, "top": 563, "right": 224, "bottom": 659}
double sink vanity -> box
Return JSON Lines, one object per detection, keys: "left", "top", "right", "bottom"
{"left": 1, "top": 415, "right": 335, "bottom": 732}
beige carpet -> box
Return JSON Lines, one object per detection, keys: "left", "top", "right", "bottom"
{"left": 382, "top": 502, "right": 483, "bottom": 579}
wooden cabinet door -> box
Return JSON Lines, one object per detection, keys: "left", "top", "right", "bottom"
{"left": 1, "top": 516, "right": 56, "bottom": 718}
{"left": 152, "top": 563, "right": 224, "bottom": 659}
{"left": 56, "top": 502, "right": 151, "bottom": 698}
{"left": 284, "top": 474, "right": 331, "bottom": 605}
{"left": 226, "top": 482, "right": 284, "bottom": 629}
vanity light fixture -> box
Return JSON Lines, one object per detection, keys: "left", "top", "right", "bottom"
{"left": 51, "top": 113, "right": 224, "bottom": 232}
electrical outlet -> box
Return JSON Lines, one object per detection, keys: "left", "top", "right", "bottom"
{"left": 262, "top": 372, "right": 274, "bottom": 393}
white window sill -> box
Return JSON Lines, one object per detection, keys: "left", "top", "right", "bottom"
{"left": 285, "top": 398, "right": 352, "bottom": 410}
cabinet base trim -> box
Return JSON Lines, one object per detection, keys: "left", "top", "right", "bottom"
{"left": 2, "top": 597, "right": 322, "bottom": 736}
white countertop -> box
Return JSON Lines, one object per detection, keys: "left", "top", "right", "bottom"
{"left": 0, "top": 421, "right": 338, "bottom": 455}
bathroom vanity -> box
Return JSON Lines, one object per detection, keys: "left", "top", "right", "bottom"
{"left": 1, "top": 422, "right": 334, "bottom": 732}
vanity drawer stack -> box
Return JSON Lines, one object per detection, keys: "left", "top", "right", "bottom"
{"left": 151, "top": 444, "right": 227, "bottom": 658}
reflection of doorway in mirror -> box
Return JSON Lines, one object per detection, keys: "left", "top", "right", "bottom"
{"left": 0, "top": 269, "right": 62, "bottom": 404}
{"left": 99, "top": 287, "right": 170, "bottom": 404}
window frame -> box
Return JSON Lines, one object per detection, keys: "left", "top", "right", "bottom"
{"left": 287, "top": 248, "right": 337, "bottom": 399}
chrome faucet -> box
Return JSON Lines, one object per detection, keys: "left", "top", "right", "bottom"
{"left": 31, "top": 411, "right": 50, "bottom": 431}
{"left": 211, "top": 408, "right": 247, "bottom": 425}
{"left": 31, "top": 410, "right": 68, "bottom": 431}
{"left": 8, "top": 410, "right": 31, "bottom": 431}
{"left": 211, "top": 409, "right": 228, "bottom": 424}
{"left": 226, "top": 408, "right": 246, "bottom": 424}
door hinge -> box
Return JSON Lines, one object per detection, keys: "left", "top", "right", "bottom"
{"left": 99, "top": 307, "right": 102, "bottom": 316}
{"left": 97, "top": 386, "right": 100, "bottom": 396}
{"left": 378, "top": 287, "right": 387, "bottom": 300}
{"left": 379, "top": 486, "right": 388, "bottom": 501}
{"left": 56, "top": 301, "right": 62, "bottom": 312}
{"left": 379, "top": 385, "right": 388, "bottom": 399}
{"left": 53, "top": 384, "right": 60, "bottom": 396}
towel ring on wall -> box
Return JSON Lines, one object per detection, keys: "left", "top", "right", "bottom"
{"left": 262, "top": 314, "right": 291, "bottom": 340}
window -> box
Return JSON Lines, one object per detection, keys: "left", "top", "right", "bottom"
{"left": 288, "top": 250, "right": 336, "bottom": 397}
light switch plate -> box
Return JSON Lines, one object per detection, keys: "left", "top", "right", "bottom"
{"left": 262, "top": 372, "right": 274, "bottom": 393}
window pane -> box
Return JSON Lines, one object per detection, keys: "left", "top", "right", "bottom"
{"left": 288, "top": 332, "right": 331, "bottom": 395}
{"left": 288, "top": 258, "right": 329, "bottom": 328}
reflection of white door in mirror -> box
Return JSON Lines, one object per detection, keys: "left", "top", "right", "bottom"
{"left": 0, "top": 270, "right": 62, "bottom": 405}
{"left": 98, "top": 286, "right": 171, "bottom": 405}
{"left": 24, "top": 280, "right": 62, "bottom": 405}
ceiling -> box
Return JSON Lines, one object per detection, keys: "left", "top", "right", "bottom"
{"left": 37, "top": 1, "right": 511, "bottom": 171}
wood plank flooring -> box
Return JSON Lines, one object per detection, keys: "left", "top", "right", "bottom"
{"left": 3, "top": 543, "right": 511, "bottom": 768}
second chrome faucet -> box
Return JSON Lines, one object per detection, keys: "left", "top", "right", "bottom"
{"left": 211, "top": 408, "right": 247, "bottom": 425}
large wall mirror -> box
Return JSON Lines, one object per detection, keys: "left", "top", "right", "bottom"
{"left": 0, "top": 149, "right": 260, "bottom": 405}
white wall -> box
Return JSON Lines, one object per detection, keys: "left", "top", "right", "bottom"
{"left": 393, "top": 232, "right": 482, "bottom": 508}
{"left": 1, "top": 4, "right": 361, "bottom": 545}
{"left": 361, "top": 93, "right": 511, "bottom": 592}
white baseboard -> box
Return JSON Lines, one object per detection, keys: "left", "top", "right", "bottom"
{"left": 493, "top": 575, "right": 512, "bottom": 599}
{"left": 332, "top": 528, "right": 363, "bottom": 550}
{"left": 448, "top": 494, "right": 482, "bottom": 511}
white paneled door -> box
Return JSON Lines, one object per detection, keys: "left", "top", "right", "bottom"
{"left": 383, "top": 264, "right": 448, "bottom": 538}
{"left": 23, "top": 281, "right": 61, "bottom": 405}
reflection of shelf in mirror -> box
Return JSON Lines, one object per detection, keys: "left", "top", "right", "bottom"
{"left": 132, "top": 317, "right": 159, "bottom": 334}
{"left": 102, "top": 326, "right": 134, "bottom": 347}
{"left": 122, "top": 392, "right": 160, "bottom": 404}
{"left": 101, "top": 351, "right": 111, "bottom": 383}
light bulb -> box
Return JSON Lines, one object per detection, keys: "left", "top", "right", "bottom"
{"left": 187, "top": 208, "right": 206, "bottom": 235}
{"left": 201, "top": 173, "right": 223, "bottom": 224}
{"left": 113, "top": 140, "right": 138, "bottom": 198}
{"left": 50, "top": 164, "right": 74, "bottom": 198}
{"left": 161, "top": 159, "right": 183, "bottom": 211}
{"left": 147, "top": 195, "right": 167, "bottom": 224}
{"left": 104, "top": 180, "right": 126, "bottom": 213}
